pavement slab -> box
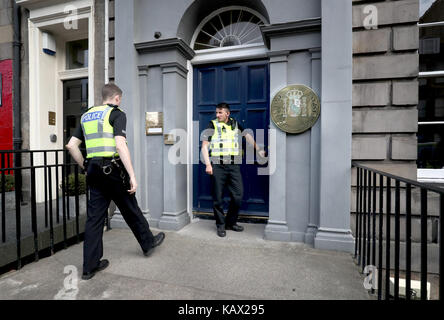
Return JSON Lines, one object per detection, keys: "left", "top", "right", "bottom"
{"left": 0, "top": 219, "right": 372, "bottom": 300}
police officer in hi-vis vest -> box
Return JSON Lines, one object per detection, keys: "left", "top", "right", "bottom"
{"left": 66, "top": 83, "right": 165, "bottom": 280}
{"left": 201, "top": 103, "right": 266, "bottom": 237}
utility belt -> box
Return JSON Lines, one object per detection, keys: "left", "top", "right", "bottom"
{"left": 210, "top": 155, "right": 243, "bottom": 165}
{"left": 84, "top": 156, "right": 128, "bottom": 184}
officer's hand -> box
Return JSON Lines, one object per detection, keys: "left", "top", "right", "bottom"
{"left": 205, "top": 164, "right": 213, "bottom": 175}
{"left": 258, "top": 149, "right": 266, "bottom": 158}
{"left": 128, "top": 176, "right": 137, "bottom": 194}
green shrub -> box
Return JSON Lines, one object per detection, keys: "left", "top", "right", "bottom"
{"left": 61, "top": 173, "right": 86, "bottom": 195}
{"left": 0, "top": 175, "right": 15, "bottom": 193}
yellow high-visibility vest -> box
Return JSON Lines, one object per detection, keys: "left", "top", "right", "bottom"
{"left": 210, "top": 119, "right": 240, "bottom": 157}
{"left": 80, "top": 105, "right": 121, "bottom": 158}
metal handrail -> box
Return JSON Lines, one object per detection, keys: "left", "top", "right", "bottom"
{"left": 352, "top": 162, "right": 443, "bottom": 301}
{"left": 353, "top": 162, "right": 444, "bottom": 194}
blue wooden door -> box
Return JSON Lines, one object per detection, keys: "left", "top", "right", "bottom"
{"left": 193, "top": 60, "right": 269, "bottom": 217}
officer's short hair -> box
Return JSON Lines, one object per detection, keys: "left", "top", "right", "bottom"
{"left": 216, "top": 102, "right": 230, "bottom": 112}
{"left": 102, "top": 83, "right": 123, "bottom": 101}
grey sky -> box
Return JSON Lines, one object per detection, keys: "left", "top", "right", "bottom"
{"left": 420, "top": 0, "right": 438, "bottom": 17}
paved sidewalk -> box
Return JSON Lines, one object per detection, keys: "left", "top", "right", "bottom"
{"left": 0, "top": 219, "right": 372, "bottom": 300}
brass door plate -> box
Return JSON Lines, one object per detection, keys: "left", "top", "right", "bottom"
{"left": 146, "top": 112, "right": 163, "bottom": 135}
{"left": 48, "top": 111, "right": 56, "bottom": 126}
{"left": 164, "top": 134, "right": 175, "bottom": 145}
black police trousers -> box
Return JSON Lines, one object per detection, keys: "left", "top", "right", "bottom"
{"left": 211, "top": 164, "right": 243, "bottom": 227}
{"left": 83, "top": 158, "right": 155, "bottom": 273}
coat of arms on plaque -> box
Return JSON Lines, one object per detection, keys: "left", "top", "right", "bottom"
{"left": 271, "top": 84, "right": 320, "bottom": 134}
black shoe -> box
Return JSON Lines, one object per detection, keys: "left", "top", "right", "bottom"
{"left": 144, "top": 232, "right": 165, "bottom": 257}
{"left": 217, "top": 225, "right": 226, "bottom": 237}
{"left": 226, "top": 224, "right": 244, "bottom": 232}
{"left": 82, "top": 259, "right": 109, "bottom": 280}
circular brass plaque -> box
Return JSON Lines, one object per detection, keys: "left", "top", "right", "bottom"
{"left": 270, "top": 84, "right": 320, "bottom": 134}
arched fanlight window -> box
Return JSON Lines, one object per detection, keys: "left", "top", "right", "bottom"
{"left": 193, "top": 8, "right": 266, "bottom": 50}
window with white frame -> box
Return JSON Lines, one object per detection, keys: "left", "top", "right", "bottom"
{"left": 417, "top": 0, "right": 444, "bottom": 182}
{"left": 66, "top": 39, "right": 89, "bottom": 70}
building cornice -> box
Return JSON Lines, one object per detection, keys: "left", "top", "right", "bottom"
{"left": 28, "top": 6, "right": 91, "bottom": 24}
{"left": 134, "top": 38, "right": 195, "bottom": 60}
{"left": 17, "top": 0, "right": 87, "bottom": 11}
{"left": 260, "top": 17, "right": 322, "bottom": 49}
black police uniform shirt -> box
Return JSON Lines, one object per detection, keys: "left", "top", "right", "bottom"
{"left": 201, "top": 118, "right": 244, "bottom": 164}
{"left": 72, "top": 105, "right": 127, "bottom": 142}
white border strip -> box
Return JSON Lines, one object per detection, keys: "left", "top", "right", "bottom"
{"left": 418, "top": 169, "right": 444, "bottom": 183}
{"left": 418, "top": 21, "right": 444, "bottom": 28}
{"left": 419, "top": 70, "right": 444, "bottom": 78}
{"left": 418, "top": 121, "right": 444, "bottom": 125}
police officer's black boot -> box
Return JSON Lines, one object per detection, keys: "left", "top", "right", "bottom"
{"left": 82, "top": 259, "right": 110, "bottom": 280}
{"left": 226, "top": 224, "right": 244, "bottom": 232}
{"left": 143, "top": 232, "right": 165, "bottom": 257}
{"left": 217, "top": 225, "right": 226, "bottom": 237}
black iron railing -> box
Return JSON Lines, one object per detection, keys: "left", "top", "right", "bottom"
{"left": 0, "top": 149, "right": 111, "bottom": 274}
{"left": 352, "top": 162, "right": 443, "bottom": 300}
{"left": 0, "top": 150, "right": 13, "bottom": 175}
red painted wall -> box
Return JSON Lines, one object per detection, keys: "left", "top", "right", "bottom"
{"left": 0, "top": 59, "right": 13, "bottom": 173}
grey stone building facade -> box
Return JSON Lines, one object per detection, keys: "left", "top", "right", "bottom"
{"left": 352, "top": 0, "right": 419, "bottom": 181}
{"left": 350, "top": 0, "right": 420, "bottom": 232}
{"left": 8, "top": 0, "right": 424, "bottom": 253}
{"left": 109, "top": 0, "right": 420, "bottom": 253}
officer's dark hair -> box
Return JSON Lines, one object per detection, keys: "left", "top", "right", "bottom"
{"left": 216, "top": 102, "right": 230, "bottom": 112}
{"left": 102, "top": 83, "right": 123, "bottom": 101}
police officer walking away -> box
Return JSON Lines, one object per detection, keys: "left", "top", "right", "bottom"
{"left": 66, "top": 83, "right": 165, "bottom": 280}
{"left": 201, "top": 103, "right": 266, "bottom": 237}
